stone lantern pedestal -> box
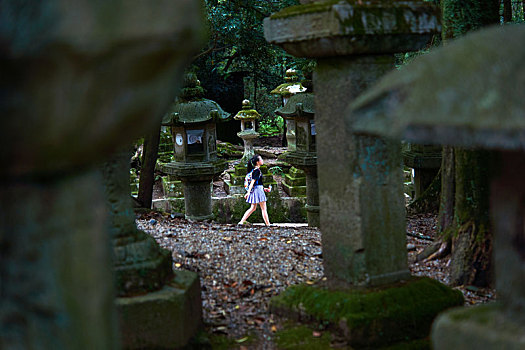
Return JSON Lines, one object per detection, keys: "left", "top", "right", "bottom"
{"left": 159, "top": 73, "right": 230, "bottom": 221}
{"left": 265, "top": 1, "right": 462, "bottom": 347}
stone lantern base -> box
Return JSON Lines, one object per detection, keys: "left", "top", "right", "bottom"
{"left": 271, "top": 277, "right": 464, "bottom": 349}
{"left": 116, "top": 270, "right": 202, "bottom": 350}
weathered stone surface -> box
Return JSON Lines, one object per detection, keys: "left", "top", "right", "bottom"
{"left": 264, "top": 0, "right": 440, "bottom": 57}
{"left": 271, "top": 277, "right": 464, "bottom": 348}
{"left": 116, "top": 270, "right": 202, "bottom": 350}
{"left": 315, "top": 56, "right": 410, "bottom": 286}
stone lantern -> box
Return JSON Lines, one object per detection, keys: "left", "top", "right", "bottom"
{"left": 159, "top": 73, "right": 230, "bottom": 221}
{"left": 234, "top": 99, "right": 261, "bottom": 164}
{"left": 351, "top": 24, "right": 525, "bottom": 350}
{"left": 264, "top": 2, "right": 462, "bottom": 348}
{"left": 276, "top": 72, "right": 319, "bottom": 226}
{"left": 0, "top": 0, "right": 204, "bottom": 348}
{"left": 271, "top": 69, "right": 306, "bottom": 151}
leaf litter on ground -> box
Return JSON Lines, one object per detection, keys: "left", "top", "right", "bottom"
{"left": 137, "top": 212, "right": 495, "bottom": 349}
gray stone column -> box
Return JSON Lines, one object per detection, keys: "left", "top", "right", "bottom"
{"left": 265, "top": 0, "right": 440, "bottom": 288}
{"left": 315, "top": 56, "right": 408, "bottom": 285}
{"left": 182, "top": 180, "right": 214, "bottom": 221}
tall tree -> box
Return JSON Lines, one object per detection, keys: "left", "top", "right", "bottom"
{"left": 438, "top": 0, "right": 500, "bottom": 287}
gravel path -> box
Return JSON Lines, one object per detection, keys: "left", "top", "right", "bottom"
{"left": 137, "top": 212, "right": 495, "bottom": 348}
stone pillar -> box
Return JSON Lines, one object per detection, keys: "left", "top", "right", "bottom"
{"left": 265, "top": 0, "right": 440, "bottom": 288}
{"left": 304, "top": 166, "right": 320, "bottom": 228}
{"left": 317, "top": 56, "right": 410, "bottom": 285}
{"left": 182, "top": 180, "right": 214, "bottom": 221}
{"left": 0, "top": 1, "right": 204, "bottom": 348}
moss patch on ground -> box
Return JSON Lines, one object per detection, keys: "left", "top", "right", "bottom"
{"left": 271, "top": 277, "right": 463, "bottom": 348}
{"left": 275, "top": 324, "right": 332, "bottom": 350}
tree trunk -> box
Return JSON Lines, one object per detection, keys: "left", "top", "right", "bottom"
{"left": 438, "top": 146, "right": 455, "bottom": 233}
{"left": 439, "top": 0, "right": 499, "bottom": 287}
{"left": 503, "top": 0, "right": 512, "bottom": 22}
{"left": 138, "top": 123, "right": 161, "bottom": 208}
{"left": 449, "top": 149, "right": 493, "bottom": 286}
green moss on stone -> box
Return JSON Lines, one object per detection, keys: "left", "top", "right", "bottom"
{"left": 271, "top": 277, "right": 464, "bottom": 348}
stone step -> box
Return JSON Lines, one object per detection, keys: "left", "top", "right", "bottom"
{"left": 284, "top": 173, "right": 306, "bottom": 187}
{"left": 282, "top": 182, "right": 306, "bottom": 197}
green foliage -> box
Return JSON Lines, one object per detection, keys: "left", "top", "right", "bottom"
{"left": 259, "top": 115, "right": 284, "bottom": 136}
{"left": 269, "top": 165, "right": 285, "bottom": 176}
{"left": 198, "top": 0, "right": 299, "bottom": 77}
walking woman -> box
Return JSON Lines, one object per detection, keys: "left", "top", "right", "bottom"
{"left": 238, "top": 154, "right": 271, "bottom": 226}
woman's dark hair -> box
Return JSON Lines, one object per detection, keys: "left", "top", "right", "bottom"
{"left": 247, "top": 154, "right": 262, "bottom": 173}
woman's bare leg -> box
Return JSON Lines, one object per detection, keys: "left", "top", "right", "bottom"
{"left": 239, "top": 203, "right": 257, "bottom": 224}
{"left": 259, "top": 201, "right": 271, "bottom": 226}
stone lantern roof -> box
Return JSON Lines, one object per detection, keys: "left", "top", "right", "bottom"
{"left": 162, "top": 73, "right": 230, "bottom": 126}
{"left": 276, "top": 71, "right": 315, "bottom": 119}
{"left": 271, "top": 69, "right": 307, "bottom": 97}
{"left": 233, "top": 99, "right": 261, "bottom": 121}
{"left": 349, "top": 25, "right": 525, "bottom": 151}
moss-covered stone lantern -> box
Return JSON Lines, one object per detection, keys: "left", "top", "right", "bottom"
{"left": 234, "top": 99, "right": 261, "bottom": 164}
{"left": 276, "top": 71, "right": 319, "bottom": 226}
{"left": 350, "top": 24, "right": 525, "bottom": 350}
{"left": 159, "top": 73, "right": 230, "bottom": 221}
{"left": 271, "top": 69, "right": 306, "bottom": 151}
{"left": 264, "top": 2, "right": 463, "bottom": 348}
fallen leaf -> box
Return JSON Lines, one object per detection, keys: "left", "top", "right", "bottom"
{"left": 271, "top": 325, "right": 277, "bottom": 332}
{"left": 236, "top": 337, "right": 249, "bottom": 343}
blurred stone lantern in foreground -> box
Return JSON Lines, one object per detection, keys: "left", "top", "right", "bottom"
{"left": 271, "top": 69, "right": 306, "bottom": 151}
{"left": 160, "top": 73, "right": 230, "bottom": 221}
{"left": 277, "top": 71, "right": 319, "bottom": 226}
{"left": 351, "top": 25, "right": 525, "bottom": 350}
